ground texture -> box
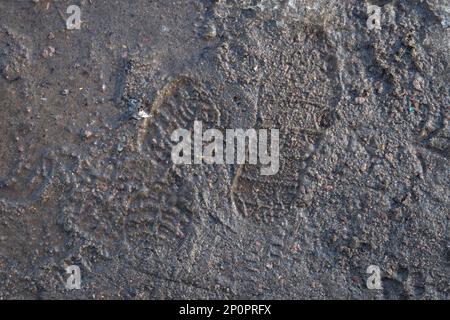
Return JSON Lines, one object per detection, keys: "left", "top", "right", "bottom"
{"left": 0, "top": 0, "right": 449, "bottom": 299}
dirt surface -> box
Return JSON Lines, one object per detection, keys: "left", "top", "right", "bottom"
{"left": 0, "top": 0, "right": 449, "bottom": 299}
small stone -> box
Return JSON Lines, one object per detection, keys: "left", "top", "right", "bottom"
{"left": 48, "top": 32, "right": 55, "bottom": 40}
{"left": 61, "top": 89, "right": 70, "bottom": 96}
{"left": 355, "top": 97, "right": 366, "bottom": 104}
{"left": 291, "top": 243, "right": 300, "bottom": 253}
{"left": 83, "top": 130, "right": 93, "bottom": 139}
{"left": 42, "top": 46, "right": 55, "bottom": 59}
{"left": 413, "top": 76, "right": 424, "bottom": 91}
{"left": 375, "top": 81, "right": 383, "bottom": 93}
{"left": 202, "top": 23, "right": 217, "bottom": 40}
{"left": 137, "top": 110, "right": 150, "bottom": 119}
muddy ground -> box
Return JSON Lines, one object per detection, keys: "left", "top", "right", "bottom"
{"left": 0, "top": 0, "right": 449, "bottom": 299}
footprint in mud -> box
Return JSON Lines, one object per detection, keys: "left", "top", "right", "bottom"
{"left": 229, "top": 25, "right": 342, "bottom": 223}
{"left": 0, "top": 145, "right": 80, "bottom": 206}
{"left": 117, "top": 75, "right": 223, "bottom": 257}
{"left": 115, "top": 14, "right": 344, "bottom": 232}
{"left": 10, "top": 4, "right": 346, "bottom": 269}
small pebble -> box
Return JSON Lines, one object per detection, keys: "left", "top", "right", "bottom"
{"left": 202, "top": 23, "right": 217, "bottom": 40}
{"left": 355, "top": 97, "right": 366, "bottom": 104}
{"left": 83, "top": 130, "right": 93, "bottom": 139}
{"left": 413, "top": 76, "right": 424, "bottom": 91}
{"left": 41, "top": 46, "right": 55, "bottom": 59}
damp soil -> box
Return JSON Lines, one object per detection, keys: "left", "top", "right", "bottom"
{"left": 0, "top": 0, "right": 449, "bottom": 299}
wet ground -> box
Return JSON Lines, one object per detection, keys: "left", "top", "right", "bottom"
{"left": 0, "top": 0, "right": 449, "bottom": 299}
